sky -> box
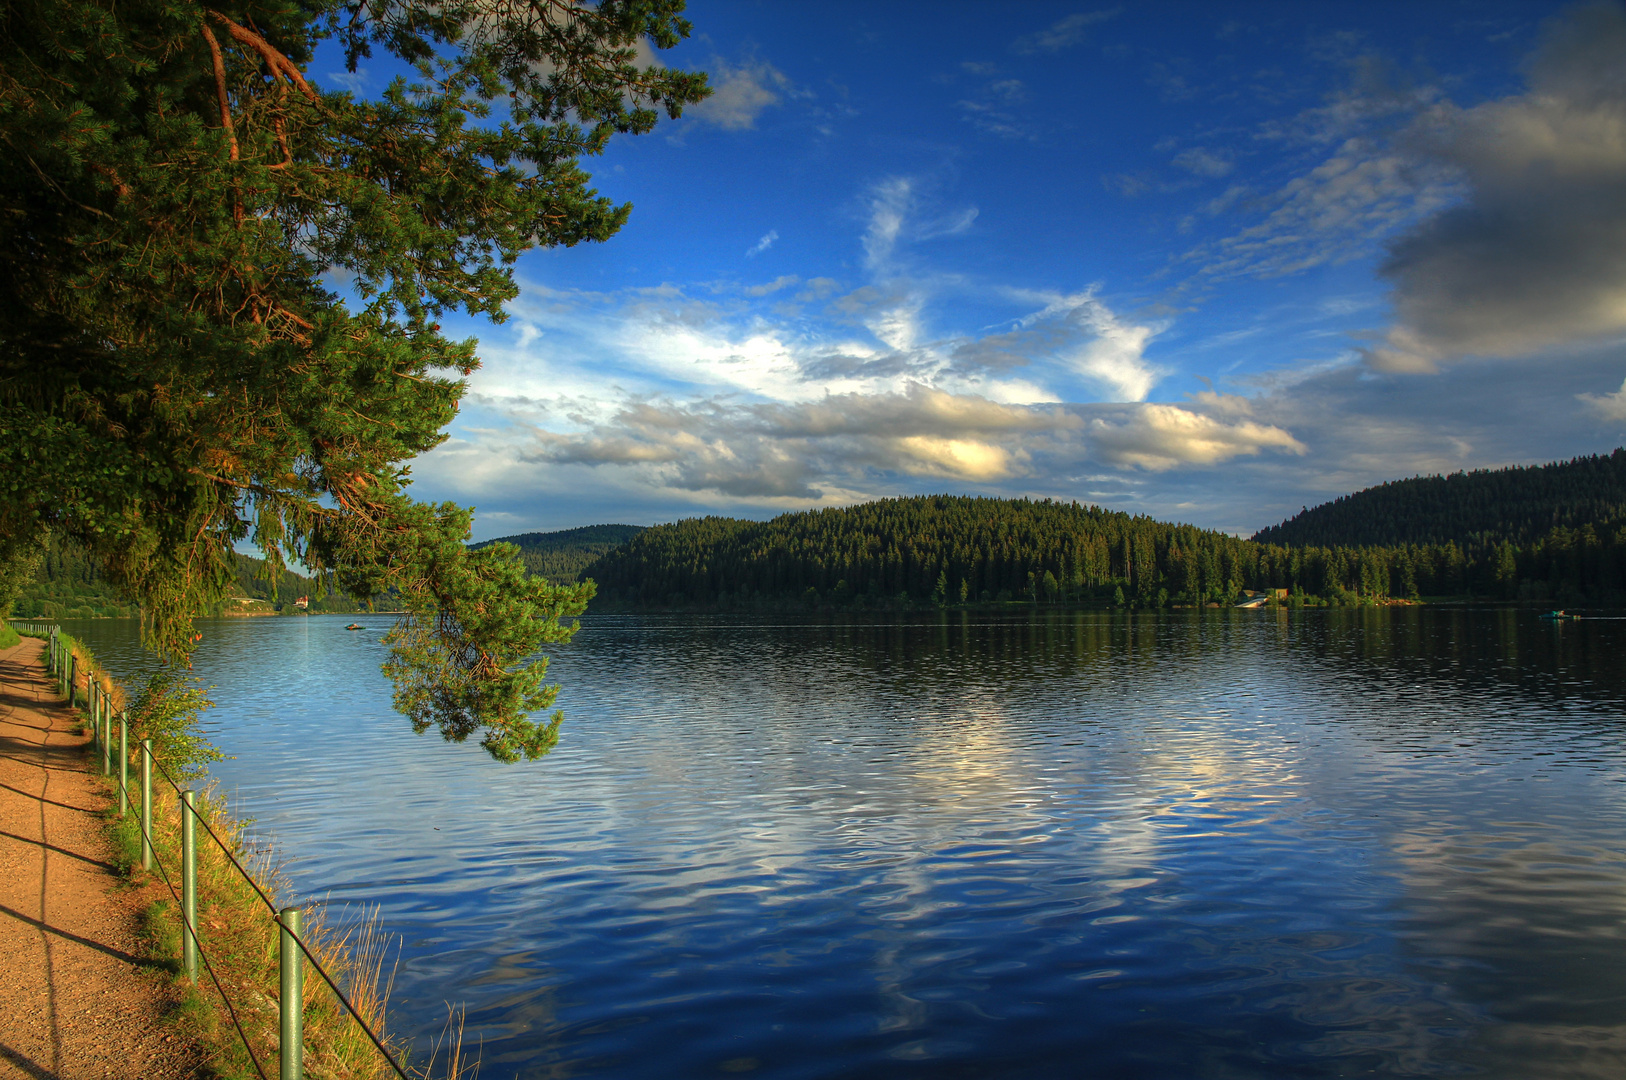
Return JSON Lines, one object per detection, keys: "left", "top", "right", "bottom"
{"left": 328, "top": 1, "right": 1626, "bottom": 540}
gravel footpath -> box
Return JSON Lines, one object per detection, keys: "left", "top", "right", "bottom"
{"left": 0, "top": 635, "right": 204, "bottom": 1080}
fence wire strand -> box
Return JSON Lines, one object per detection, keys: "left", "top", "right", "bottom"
{"left": 42, "top": 625, "right": 421, "bottom": 1080}
{"left": 148, "top": 742, "right": 413, "bottom": 1080}
{"left": 135, "top": 790, "right": 272, "bottom": 1080}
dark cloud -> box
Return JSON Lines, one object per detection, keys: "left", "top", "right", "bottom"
{"left": 1370, "top": 2, "right": 1626, "bottom": 370}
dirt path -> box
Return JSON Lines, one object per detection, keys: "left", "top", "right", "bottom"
{"left": 0, "top": 635, "right": 203, "bottom": 1080}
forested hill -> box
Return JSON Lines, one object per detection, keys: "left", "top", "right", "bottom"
{"left": 1253, "top": 449, "right": 1626, "bottom": 549}
{"left": 471, "top": 524, "right": 646, "bottom": 584}
{"left": 588, "top": 496, "right": 1320, "bottom": 609}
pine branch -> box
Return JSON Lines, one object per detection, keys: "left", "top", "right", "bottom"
{"left": 199, "top": 22, "right": 238, "bottom": 161}
{"left": 207, "top": 11, "right": 317, "bottom": 101}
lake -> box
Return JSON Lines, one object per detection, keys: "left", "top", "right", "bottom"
{"left": 64, "top": 607, "right": 1626, "bottom": 1079}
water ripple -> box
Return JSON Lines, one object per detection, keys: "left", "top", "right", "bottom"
{"left": 64, "top": 607, "right": 1626, "bottom": 1079}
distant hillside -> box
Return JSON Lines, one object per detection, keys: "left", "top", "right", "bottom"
{"left": 1253, "top": 449, "right": 1626, "bottom": 550}
{"left": 9, "top": 534, "right": 360, "bottom": 619}
{"left": 471, "top": 524, "right": 646, "bottom": 583}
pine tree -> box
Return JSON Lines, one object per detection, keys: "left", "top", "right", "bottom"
{"left": 0, "top": 0, "right": 709, "bottom": 760}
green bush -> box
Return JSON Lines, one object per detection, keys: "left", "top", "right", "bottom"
{"left": 127, "top": 672, "right": 223, "bottom": 780}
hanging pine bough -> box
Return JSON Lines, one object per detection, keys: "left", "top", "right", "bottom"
{"left": 0, "top": 0, "right": 710, "bottom": 759}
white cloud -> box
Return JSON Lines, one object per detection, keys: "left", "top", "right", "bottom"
{"left": 1181, "top": 4, "right": 1626, "bottom": 371}
{"left": 689, "top": 59, "right": 790, "bottom": 130}
{"left": 1579, "top": 377, "right": 1626, "bottom": 422}
{"left": 1189, "top": 137, "right": 1463, "bottom": 280}
{"left": 1172, "top": 148, "right": 1234, "bottom": 178}
{"left": 860, "top": 178, "right": 978, "bottom": 272}
{"left": 955, "top": 74, "right": 1035, "bottom": 140}
{"left": 518, "top": 387, "right": 1068, "bottom": 498}
{"left": 1011, "top": 9, "right": 1121, "bottom": 54}
{"left": 746, "top": 230, "right": 779, "bottom": 257}
{"left": 499, "top": 385, "right": 1305, "bottom": 501}
{"left": 324, "top": 68, "right": 370, "bottom": 96}
{"left": 1010, "top": 289, "right": 1167, "bottom": 401}
{"left": 438, "top": 168, "right": 1305, "bottom": 519}
{"left": 744, "top": 274, "right": 797, "bottom": 296}
{"left": 863, "top": 178, "right": 912, "bottom": 270}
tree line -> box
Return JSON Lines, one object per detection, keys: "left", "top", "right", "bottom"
{"left": 582, "top": 495, "right": 1626, "bottom": 609}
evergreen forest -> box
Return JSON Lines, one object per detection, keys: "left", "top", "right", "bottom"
{"left": 1253, "top": 449, "right": 1626, "bottom": 549}
{"left": 583, "top": 492, "right": 1626, "bottom": 610}
{"left": 472, "top": 525, "right": 646, "bottom": 584}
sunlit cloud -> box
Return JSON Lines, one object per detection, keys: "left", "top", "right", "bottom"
{"left": 1087, "top": 403, "right": 1305, "bottom": 471}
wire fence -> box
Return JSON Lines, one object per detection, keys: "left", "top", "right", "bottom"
{"left": 34, "top": 623, "right": 416, "bottom": 1080}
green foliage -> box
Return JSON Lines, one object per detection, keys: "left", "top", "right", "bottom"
{"left": 1254, "top": 448, "right": 1626, "bottom": 549}
{"left": 7, "top": 528, "right": 363, "bottom": 616}
{"left": 225, "top": 550, "right": 364, "bottom": 613}
{"left": 128, "top": 671, "right": 223, "bottom": 780}
{"left": 381, "top": 533, "right": 591, "bottom": 762}
{"left": 0, "top": 524, "right": 46, "bottom": 617}
{"left": 0, "top": 0, "right": 706, "bottom": 757}
{"left": 471, "top": 524, "right": 646, "bottom": 584}
{"left": 0, "top": 625, "right": 18, "bottom": 649}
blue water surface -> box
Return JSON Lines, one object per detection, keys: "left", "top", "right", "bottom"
{"left": 65, "top": 608, "right": 1626, "bottom": 1079}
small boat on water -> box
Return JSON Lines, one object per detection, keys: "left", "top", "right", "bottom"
{"left": 1538, "top": 610, "right": 1579, "bottom": 620}
{"left": 345, "top": 623, "right": 364, "bottom": 630}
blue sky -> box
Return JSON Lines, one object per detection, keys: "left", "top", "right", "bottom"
{"left": 335, "top": 1, "right": 1626, "bottom": 538}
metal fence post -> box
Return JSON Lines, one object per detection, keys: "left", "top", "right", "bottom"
{"left": 119, "top": 714, "right": 129, "bottom": 817}
{"left": 181, "top": 790, "right": 198, "bottom": 983}
{"left": 140, "top": 739, "right": 153, "bottom": 872}
{"left": 101, "top": 687, "right": 111, "bottom": 777}
{"left": 280, "top": 907, "right": 304, "bottom": 1080}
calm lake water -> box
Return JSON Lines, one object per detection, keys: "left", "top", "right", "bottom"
{"left": 64, "top": 608, "right": 1626, "bottom": 1079}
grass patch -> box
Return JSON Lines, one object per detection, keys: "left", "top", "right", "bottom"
{"left": 0, "top": 624, "right": 19, "bottom": 649}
